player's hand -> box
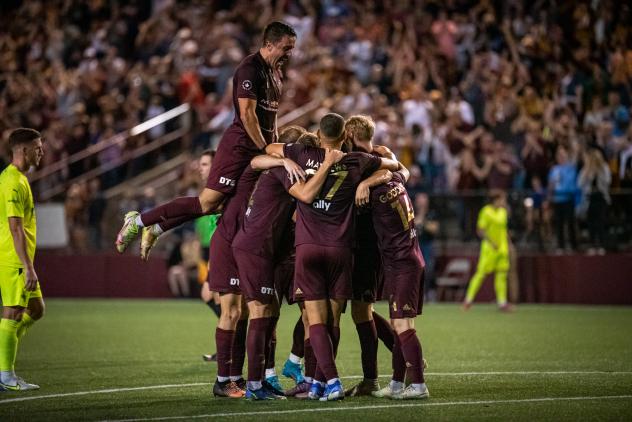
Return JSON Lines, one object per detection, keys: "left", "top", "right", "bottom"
{"left": 283, "top": 158, "right": 306, "bottom": 184}
{"left": 355, "top": 181, "right": 370, "bottom": 207}
{"left": 373, "top": 145, "right": 396, "bottom": 160}
{"left": 24, "top": 267, "right": 38, "bottom": 291}
{"left": 324, "top": 148, "right": 345, "bottom": 165}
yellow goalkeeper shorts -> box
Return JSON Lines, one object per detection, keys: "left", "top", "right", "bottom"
{"left": 0, "top": 266, "right": 42, "bottom": 308}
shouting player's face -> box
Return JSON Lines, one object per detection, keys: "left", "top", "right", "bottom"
{"left": 267, "top": 35, "right": 296, "bottom": 67}
{"left": 199, "top": 154, "right": 212, "bottom": 181}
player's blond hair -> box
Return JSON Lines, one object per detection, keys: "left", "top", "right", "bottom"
{"left": 344, "top": 115, "right": 375, "bottom": 142}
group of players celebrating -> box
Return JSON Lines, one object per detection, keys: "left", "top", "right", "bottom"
{"left": 115, "top": 21, "right": 428, "bottom": 402}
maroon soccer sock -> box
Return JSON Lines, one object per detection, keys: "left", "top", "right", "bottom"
{"left": 230, "top": 319, "right": 248, "bottom": 378}
{"left": 355, "top": 320, "right": 378, "bottom": 380}
{"left": 304, "top": 339, "right": 317, "bottom": 379}
{"left": 215, "top": 327, "right": 235, "bottom": 378}
{"left": 247, "top": 318, "right": 271, "bottom": 382}
{"left": 140, "top": 196, "right": 204, "bottom": 227}
{"left": 290, "top": 316, "right": 305, "bottom": 358}
{"left": 391, "top": 333, "right": 406, "bottom": 383}
{"left": 264, "top": 316, "right": 279, "bottom": 370}
{"left": 309, "top": 323, "right": 338, "bottom": 381}
{"left": 373, "top": 311, "right": 395, "bottom": 352}
{"left": 398, "top": 329, "right": 425, "bottom": 384}
{"left": 330, "top": 325, "right": 341, "bottom": 357}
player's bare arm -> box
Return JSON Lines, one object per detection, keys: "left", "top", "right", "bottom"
{"left": 250, "top": 154, "right": 306, "bottom": 184}
{"left": 8, "top": 216, "right": 37, "bottom": 291}
{"left": 264, "top": 142, "right": 285, "bottom": 157}
{"left": 289, "top": 148, "right": 345, "bottom": 204}
{"left": 355, "top": 169, "right": 394, "bottom": 206}
{"left": 238, "top": 98, "right": 268, "bottom": 150}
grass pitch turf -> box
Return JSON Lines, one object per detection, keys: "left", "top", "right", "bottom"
{"left": 1, "top": 299, "right": 631, "bottom": 421}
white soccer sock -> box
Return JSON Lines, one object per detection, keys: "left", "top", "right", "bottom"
{"left": 265, "top": 368, "right": 276, "bottom": 378}
{"left": 304, "top": 376, "right": 313, "bottom": 384}
{"left": 151, "top": 224, "right": 164, "bottom": 236}
{"left": 229, "top": 376, "right": 242, "bottom": 382}
{"left": 0, "top": 370, "right": 16, "bottom": 384}
{"left": 134, "top": 215, "right": 145, "bottom": 227}
{"left": 326, "top": 377, "right": 340, "bottom": 386}
{"left": 389, "top": 380, "right": 404, "bottom": 392}
{"left": 411, "top": 382, "right": 427, "bottom": 392}
{"left": 216, "top": 376, "right": 230, "bottom": 383}
{"left": 288, "top": 353, "right": 301, "bottom": 364}
{"left": 247, "top": 380, "right": 262, "bottom": 391}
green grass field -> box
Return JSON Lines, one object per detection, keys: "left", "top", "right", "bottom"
{"left": 1, "top": 299, "right": 631, "bottom": 421}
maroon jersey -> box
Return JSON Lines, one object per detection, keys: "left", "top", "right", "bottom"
{"left": 283, "top": 143, "right": 382, "bottom": 247}
{"left": 232, "top": 52, "right": 283, "bottom": 144}
{"left": 370, "top": 171, "right": 425, "bottom": 270}
{"left": 215, "top": 166, "right": 261, "bottom": 242}
{"left": 232, "top": 167, "right": 296, "bottom": 259}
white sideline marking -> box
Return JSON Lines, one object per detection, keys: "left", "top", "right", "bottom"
{"left": 1, "top": 371, "right": 631, "bottom": 405}
{"left": 103, "top": 395, "right": 632, "bottom": 422}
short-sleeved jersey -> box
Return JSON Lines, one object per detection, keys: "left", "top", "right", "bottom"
{"left": 0, "top": 164, "right": 36, "bottom": 268}
{"left": 370, "top": 171, "right": 424, "bottom": 271}
{"left": 232, "top": 167, "right": 296, "bottom": 260}
{"left": 214, "top": 166, "right": 260, "bottom": 243}
{"left": 232, "top": 52, "right": 283, "bottom": 145}
{"left": 477, "top": 204, "right": 508, "bottom": 254}
{"left": 283, "top": 143, "right": 382, "bottom": 247}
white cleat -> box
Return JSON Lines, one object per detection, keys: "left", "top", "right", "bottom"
{"left": 392, "top": 384, "right": 429, "bottom": 400}
{"left": 372, "top": 384, "right": 399, "bottom": 398}
{"left": 0, "top": 377, "right": 40, "bottom": 391}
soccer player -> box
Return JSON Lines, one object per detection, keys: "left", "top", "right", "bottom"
{"left": 462, "top": 190, "right": 512, "bottom": 311}
{"left": 355, "top": 158, "right": 430, "bottom": 400}
{"left": 344, "top": 115, "right": 399, "bottom": 396}
{"left": 266, "top": 113, "right": 400, "bottom": 401}
{"left": 115, "top": 21, "right": 300, "bottom": 258}
{"left": 232, "top": 134, "right": 344, "bottom": 400}
{"left": 0, "top": 128, "right": 45, "bottom": 391}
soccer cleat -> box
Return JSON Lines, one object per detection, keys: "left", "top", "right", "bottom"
{"left": 263, "top": 377, "right": 285, "bottom": 397}
{"left": 282, "top": 359, "right": 305, "bottom": 384}
{"left": 115, "top": 211, "right": 141, "bottom": 253}
{"left": 307, "top": 381, "right": 325, "bottom": 400}
{"left": 372, "top": 384, "right": 399, "bottom": 398}
{"left": 0, "top": 377, "right": 40, "bottom": 391}
{"left": 499, "top": 303, "right": 515, "bottom": 313}
{"left": 140, "top": 225, "right": 161, "bottom": 261}
{"left": 212, "top": 380, "right": 245, "bottom": 398}
{"left": 202, "top": 353, "right": 217, "bottom": 362}
{"left": 392, "top": 384, "right": 430, "bottom": 400}
{"left": 319, "top": 380, "right": 345, "bottom": 401}
{"left": 285, "top": 381, "right": 311, "bottom": 397}
{"left": 246, "top": 387, "right": 281, "bottom": 401}
{"left": 461, "top": 301, "right": 473, "bottom": 311}
{"left": 344, "top": 378, "right": 379, "bottom": 397}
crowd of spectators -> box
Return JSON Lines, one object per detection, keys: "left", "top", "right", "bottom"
{"left": 2, "top": 0, "right": 632, "bottom": 252}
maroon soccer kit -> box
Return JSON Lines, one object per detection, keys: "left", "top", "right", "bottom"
{"left": 232, "top": 167, "right": 296, "bottom": 303}
{"left": 283, "top": 143, "right": 382, "bottom": 301}
{"left": 370, "top": 171, "right": 426, "bottom": 319}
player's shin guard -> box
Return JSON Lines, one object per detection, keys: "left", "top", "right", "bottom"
{"left": 355, "top": 320, "right": 378, "bottom": 380}
{"left": 140, "top": 197, "right": 204, "bottom": 227}
{"left": 373, "top": 312, "right": 395, "bottom": 351}
{"left": 247, "top": 318, "right": 271, "bottom": 383}
{"left": 215, "top": 327, "right": 235, "bottom": 380}
{"left": 230, "top": 319, "right": 248, "bottom": 379}
{"left": 398, "top": 329, "right": 425, "bottom": 384}
{"left": 309, "top": 324, "right": 338, "bottom": 381}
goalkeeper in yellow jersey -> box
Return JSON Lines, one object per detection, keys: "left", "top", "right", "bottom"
{"left": 462, "top": 190, "right": 513, "bottom": 312}
{"left": 0, "top": 128, "right": 45, "bottom": 391}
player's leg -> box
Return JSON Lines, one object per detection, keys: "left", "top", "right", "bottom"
{"left": 346, "top": 300, "right": 380, "bottom": 396}
{"left": 463, "top": 253, "right": 492, "bottom": 310}
{"left": 304, "top": 299, "right": 335, "bottom": 400}
{"left": 389, "top": 318, "right": 428, "bottom": 400}
{"left": 229, "top": 301, "right": 248, "bottom": 388}
{"left": 213, "top": 292, "right": 244, "bottom": 398}
{"left": 201, "top": 282, "right": 219, "bottom": 362}
{"left": 282, "top": 314, "right": 305, "bottom": 384}
{"left": 17, "top": 295, "right": 44, "bottom": 339}
{"left": 372, "top": 310, "right": 395, "bottom": 351}
{"left": 287, "top": 306, "right": 312, "bottom": 397}
{"left": 495, "top": 253, "right": 512, "bottom": 311}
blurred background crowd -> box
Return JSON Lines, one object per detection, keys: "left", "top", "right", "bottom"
{"left": 1, "top": 0, "right": 632, "bottom": 272}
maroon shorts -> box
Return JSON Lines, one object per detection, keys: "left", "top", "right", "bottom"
{"left": 232, "top": 248, "right": 276, "bottom": 304}
{"left": 294, "top": 244, "right": 352, "bottom": 301}
{"left": 206, "top": 125, "right": 260, "bottom": 195}
{"left": 208, "top": 233, "right": 241, "bottom": 294}
{"left": 274, "top": 255, "right": 296, "bottom": 306}
{"left": 352, "top": 246, "right": 383, "bottom": 303}
{"left": 383, "top": 265, "right": 425, "bottom": 319}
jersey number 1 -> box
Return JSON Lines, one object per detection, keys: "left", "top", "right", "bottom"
{"left": 391, "top": 196, "right": 414, "bottom": 230}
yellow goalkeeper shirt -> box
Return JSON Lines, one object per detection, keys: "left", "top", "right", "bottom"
{"left": 477, "top": 204, "right": 508, "bottom": 255}
{"left": 0, "top": 164, "right": 36, "bottom": 268}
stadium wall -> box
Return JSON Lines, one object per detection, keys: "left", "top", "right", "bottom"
{"left": 35, "top": 252, "right": 632, "bottom": 304}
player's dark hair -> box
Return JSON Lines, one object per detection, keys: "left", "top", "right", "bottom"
{"left": 489, "top": 189, "right": 505, "bottom": 203}
{"left": 201, "top": 149, "right": 215, "bottom": 158}
{"left": 262, "top": 21, "right": 296, "bottom": 45}
{"left": 319, "top": 113, "right": 345, "bottom": 140}
{"left": 296, "top": 132, "right": 319, "bottom": 148}
{"left": 8, "top": 128, "right": 42, "bottom": 149}
{"left": 278, "top": 125, "right": 306, "bottom": 144}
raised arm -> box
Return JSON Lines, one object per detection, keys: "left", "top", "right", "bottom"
{"left": 238, "top": 98, "right": 268, "bottom": 150}
{"left": 289, "top": 149, "right": 345, "bottom": 204}
{"left": 8, "top": 217, "right": 38, "bottom": 291}
{"left": 250, "top": 154, "right": 306, "bottom": 184}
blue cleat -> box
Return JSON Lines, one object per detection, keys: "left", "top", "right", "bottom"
{"left": 263, "top": 376, "right": 285, "bottom": 396}
{"left": 307, "top": 381, "right": 325, "bottom": 400}
{"left": 319, "top": 380, "right": 345, "bottom": 401}
{"left": 282, "top": 359, "right": 305, "bottom": 384}
{"left": 246, "top": 387, "right": 278, "bottom": 400}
